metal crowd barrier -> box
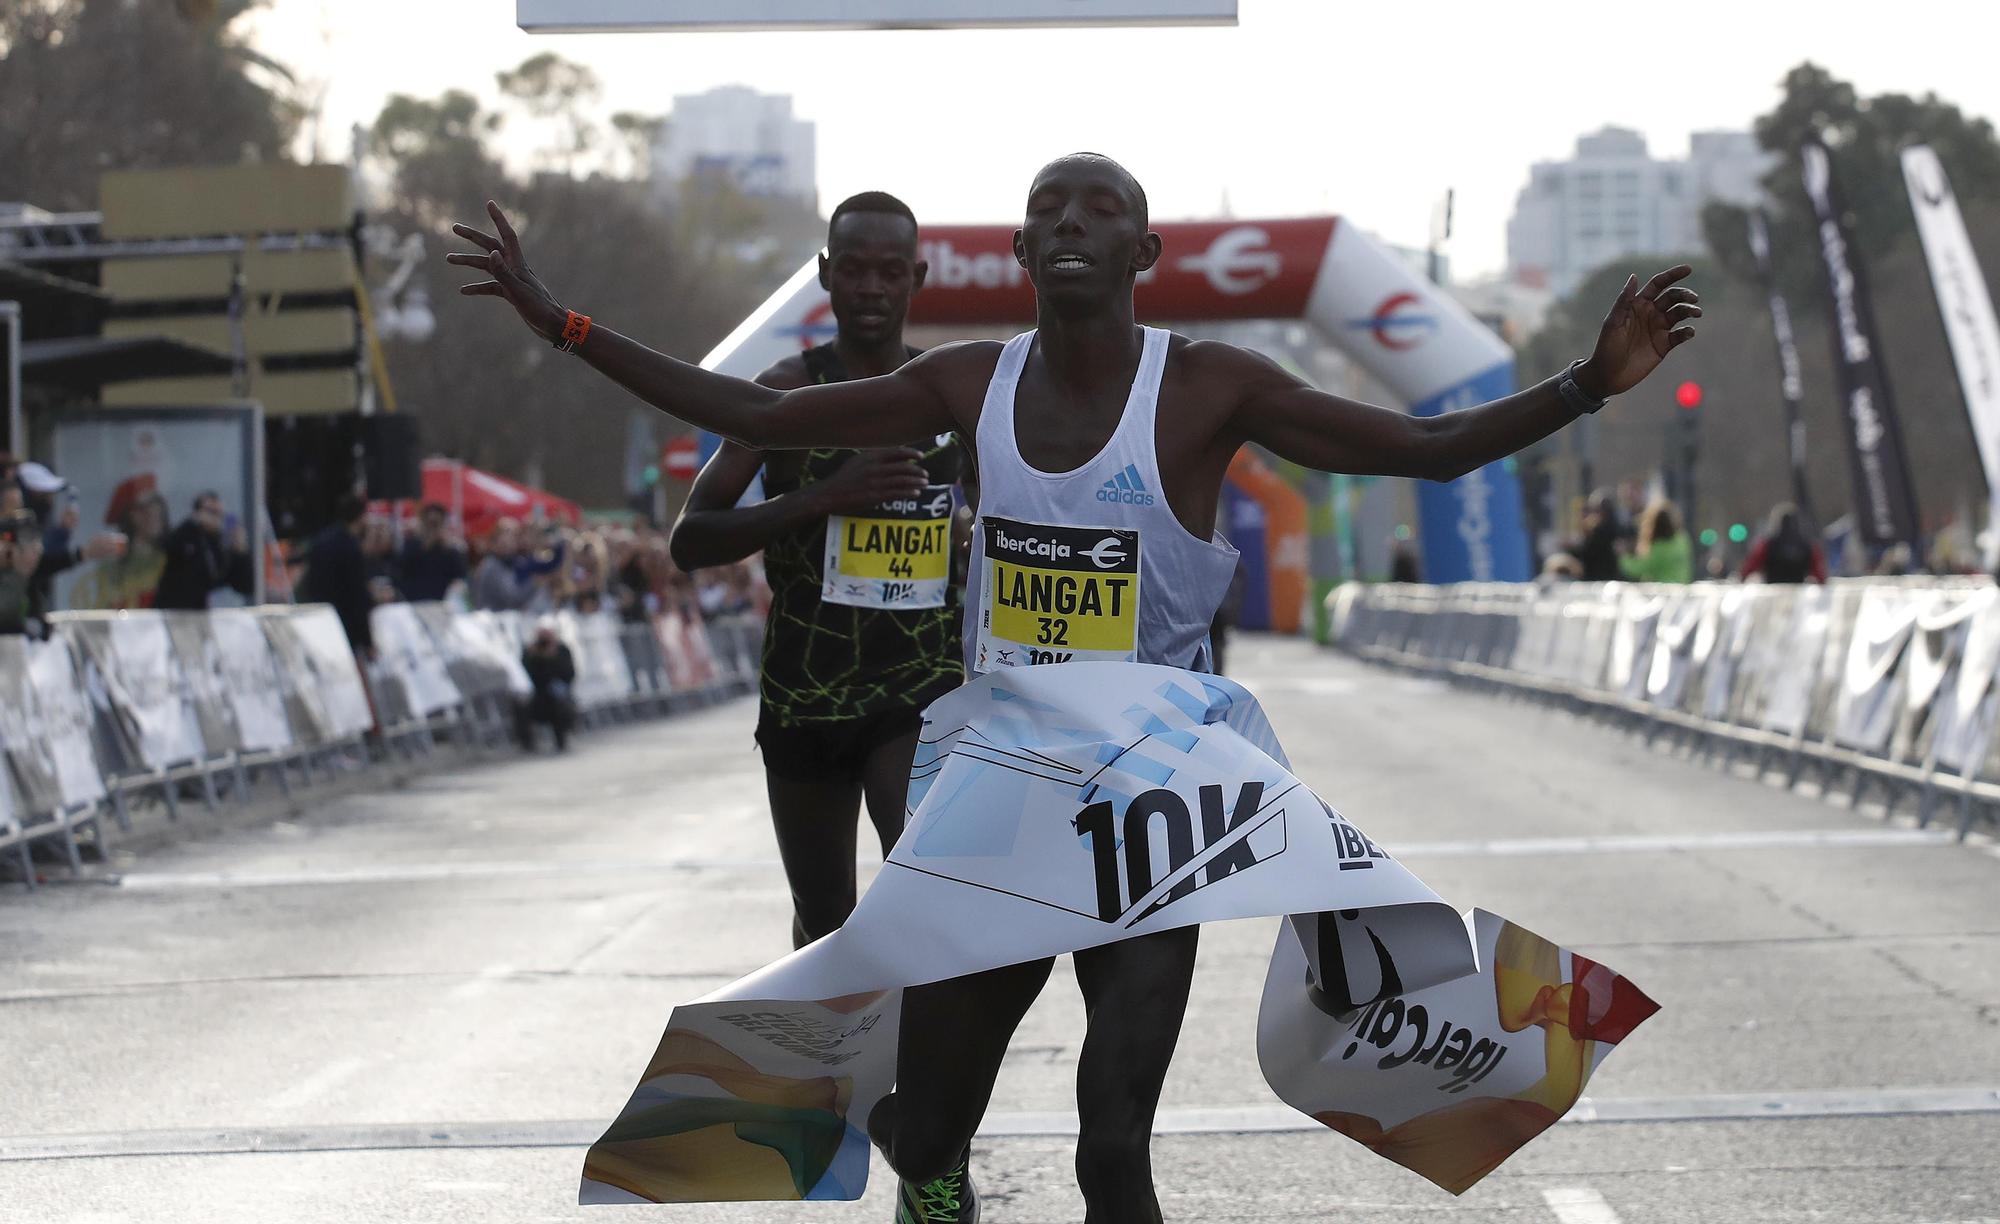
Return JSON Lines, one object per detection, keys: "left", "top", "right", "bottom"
{"left": 1, "top": 603, "right": 759, "bottom": 890}
{"left": 1329, "top": 579, "right": 2000, "bottom": 841}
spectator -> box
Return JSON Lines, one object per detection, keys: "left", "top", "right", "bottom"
{"left": 299, "top": 495, "right": 375, "bottom": 656}
{"left": 1619, "top": 500, "right": 1693, "bottom": 584}
{"left": 1740, "top": 504, "right": 1827, "bottom": 584}
{"left": 361, "top": 515, "right": 399, "bottom": 605}
{"left": 1540, "top": 552, "right": 1585, "bottom": 583}
{"left": 473, "top": 517, "right": 533, "bottom": 611}
{"left": 0, "top": 453, "right": 21, "bottom": 515}
{"left": 513, "top": 522, "right": 567, "bottom": 612}
{"left": 1389, "top": 540, "right": 1421, "bottom": 583}
{"left": 1873, "top": 542, "right": 1916, "bottom": 578}
{"left": 154, "top": 491, "right": 254, "bottom": 610}
{"left": 611, "top": 530, "right": 652, "bottom": 624}
{"left": 0, "top": 510, "right": 45, "bottom": 636}
{"left": 73, "top": 491, "right": 170, "bottom": 609}
{"left": 397, "top": 503, "right": 468, "bottom": 602}
{"left": 565, "top": 530, "right": 610, "bottom": 610}
{"left": 515, "top": 622, "right": 577, "bottom": 752}
{"left": 1572, "top": 489, "right": 1624, "bottom": 582}
{"left": 14, "top": 461, "right": 124, "bottom": 611}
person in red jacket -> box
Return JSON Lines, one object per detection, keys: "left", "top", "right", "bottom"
{"left": 1739, "top": 503, "right": 1827, "bottom": 583}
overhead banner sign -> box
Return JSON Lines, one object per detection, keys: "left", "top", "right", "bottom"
{"left": 704, "top": 217, "right": 1531, "bottom": 584}
{"left": 1902, "top": 145, "right": 2000, "bottom": 562}
{"left": 1746, "top": 209, "right": 1818, "bottom": 524}
{"left": 578, "top": 663, "right": 1655, "bottom": 1204}
{"left": 1800, "top": 140, "right": 1922, "bottom": 554}
{"left": 519, "top": 0, "right": 1236, "bottom": 31}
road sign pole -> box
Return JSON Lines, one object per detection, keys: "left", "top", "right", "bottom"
{"left": 2, "top": 302, "right": 21, "bottom": 457}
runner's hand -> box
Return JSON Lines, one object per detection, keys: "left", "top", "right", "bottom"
{"left": 447, "top": 201, "right": 566, "bottom": 342}
{"left": 810, "top": 448, "right": 929, "bottom": 515}
{"left": 1576, "top": 265, "right": 1700, "bottom": 399}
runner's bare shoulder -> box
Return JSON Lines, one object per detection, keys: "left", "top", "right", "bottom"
{"left": 754, "top": 352, "right": 815, "bottom": 392}
{"left": 1162, "top": 334, "right": 1294, "bottom": 429}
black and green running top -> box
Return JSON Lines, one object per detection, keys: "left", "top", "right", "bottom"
{"left": 757, "top": 343, "right": 966, "bottom": 726}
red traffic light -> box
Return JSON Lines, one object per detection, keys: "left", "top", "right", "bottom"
{"left": 1675, "top": 380, "right": 1704, "bottom": 410}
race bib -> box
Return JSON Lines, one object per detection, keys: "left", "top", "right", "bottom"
{"left": 974, "top": 516, "right": 1141, "bottom": 672}
{"left": 822, "top": 484, "right": 954, "bottom": 610}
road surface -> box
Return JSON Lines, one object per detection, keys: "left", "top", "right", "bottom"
{"left": 3, "top": 635, "right": 1996, "bottom": 1223}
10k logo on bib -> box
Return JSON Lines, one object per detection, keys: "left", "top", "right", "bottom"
{"left": 974, "top": 516, "right": 1141, "bottom": 671}
{"left": 822, "top": 484, "right": 954, "bottom": 610}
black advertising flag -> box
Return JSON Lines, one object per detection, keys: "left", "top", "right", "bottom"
{"left": 1800, "top": 139, "right": 1922, "bottom": 553}
{"left": 1746, "top": 208, "right": 1820, "bottom": 527}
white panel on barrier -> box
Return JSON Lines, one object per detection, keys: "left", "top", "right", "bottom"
{"left": 59, "top": 615, "right": 209, "bottom": 772}
{"left": 26, "top": 639, "right": 108, "bottom": 808}
{"left": 205, "top": 608, "right": 295, "bottom": 754}
{"left": 371, "top": 602, "right": 464, "bottom": 718}
{"left": 0, "top": 636, "right": 64, "bottom": 815}
{"left": 1760, "top": 587, "right": 1830, "bottom": 737}
{"left": 266, "top": 607, "right": 375, "bottom": 741}
{"left": 1936, "top": 600, "right": 2000, "bottom": 773}
{"left": 1607, "top": 587, "right": 1665, "bottom": 701}
{"left": 1833, "top": 587, "right": 1922, "bottom": 752}
{"left": 1646, "top": 588, "right": 1710, "bottom": 709}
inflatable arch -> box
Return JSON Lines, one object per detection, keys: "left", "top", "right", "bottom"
{"left": 700, "top": 218, "right": 1531, "bottom": 587}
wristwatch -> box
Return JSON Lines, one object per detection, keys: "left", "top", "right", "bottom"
{"left": 1557, "top": 360, "right": 1608, "bottom": 415}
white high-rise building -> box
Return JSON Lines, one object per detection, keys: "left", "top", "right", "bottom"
{"left": 651, "top": 85, "right": 816, "bottom": 206}
{"left": 1506, "top": 126, "right": 1772, "bottom": 298}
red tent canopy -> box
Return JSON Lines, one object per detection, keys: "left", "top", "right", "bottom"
{"left": 372, "top": 457, "right": 583, "bottom": 541}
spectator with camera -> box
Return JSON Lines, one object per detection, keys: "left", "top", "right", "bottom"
{"left": 154, "top": 491, "right": 255, "bottom": 610}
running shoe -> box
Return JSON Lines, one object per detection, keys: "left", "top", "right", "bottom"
{"left": 894, "top": 1153, "right": 977, "bottom": 1224}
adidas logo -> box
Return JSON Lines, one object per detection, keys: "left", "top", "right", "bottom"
{"left": 1096, "top": 463, "right": 1157, "bottom": 506}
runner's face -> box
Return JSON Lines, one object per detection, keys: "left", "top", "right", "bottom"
{"left": 1016, "top": 161, "right": 1158, "bottom": 305}
{"left": 821, "top": 212, "right": 924, "bottom": 345}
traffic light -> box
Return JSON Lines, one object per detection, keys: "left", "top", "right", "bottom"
{"left": 1699, "top": 528, "right": 1718, "bottom": 548}
{"left": 1675, "top": 380, "right": 1704, "bottom": 410}
{"left": 642, "top": 464, "right": 660, "bottom": 487}
{"left": 1728, "top": 523, "right": 1750, "bottom": 544}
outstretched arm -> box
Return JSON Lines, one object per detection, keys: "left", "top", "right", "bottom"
{"left": 669, "top": 442, "right": 930, "bottom": 571}
{"left": 1230, "top": 266, "right": 1699, "bottom": 480}
{"left": 448, "top": 202, "right": 956, "bottom": 448}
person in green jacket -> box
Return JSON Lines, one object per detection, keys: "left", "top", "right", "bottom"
{"left": 1621, "top": 499, "right": 1693, "bottom": 583}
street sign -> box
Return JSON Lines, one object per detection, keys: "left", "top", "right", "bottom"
{"left": 663, "top": 434, "right": 700, "bottom": 481}
{"left": 518, "top": 0, "right": 1236, "bottom": 32}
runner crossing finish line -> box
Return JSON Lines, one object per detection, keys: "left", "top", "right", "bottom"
{"left": 450, "top": 151, "right": 1701, "bottom": 1214}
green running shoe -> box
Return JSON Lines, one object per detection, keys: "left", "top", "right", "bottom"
{"left": 895, "top": 1153, "right": 977, "bottom": 1224}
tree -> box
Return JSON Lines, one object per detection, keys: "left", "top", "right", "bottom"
{"left": 368, "top": 90, "right": 506, "bottom": 229}
{"left": 367, "top": 84, "right": 818, "bottom": 511}
{"left": 495, "top": 51, "right": 601, "bottom": 175}
{"left": 0, "top": 0, "right": 299, "bottom": 210}
{"left": 610, "top": 111, "right": 665, "bottom": 180}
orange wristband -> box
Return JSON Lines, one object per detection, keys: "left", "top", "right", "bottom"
{"left": 554, "top": 310, "right": 592, "bottom": 353}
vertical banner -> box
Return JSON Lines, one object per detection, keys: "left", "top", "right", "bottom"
{"left": 1746, "top": 209, "right": 1819, "bottom": 525}
{"left": 1901, "top": 145, "right": 2000, "bottom": 563}
{"left": 1800, "top": 140, "right": 1922, "bottom": 554}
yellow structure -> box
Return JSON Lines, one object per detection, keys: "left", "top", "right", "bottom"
{"left": 96, "top": 165, "right": 362, "bottom": 416}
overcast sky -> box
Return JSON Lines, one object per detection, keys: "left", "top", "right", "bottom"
{"left": 244, "top": 0, "right": 2000, "bottom": 278}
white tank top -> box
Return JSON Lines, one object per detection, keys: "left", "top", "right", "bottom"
{"left": 965, "top": 327, "right": 1241, "bottom": 675}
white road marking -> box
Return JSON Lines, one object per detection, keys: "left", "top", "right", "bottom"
{"left": 105, "top": 827, "right": 1969, "bottom": 890}
{"left": 1395, "top": 827, "right": 1955, "bottom": 858}
{"left": 263, "top": 1056, "right": 367, "bottom": 1113}
{"left": 5, "top": 1086, "right": 1995, "bottom": 1161}
{"left": 1543, "top": 1186, "right": 1623, "bottom": 1224}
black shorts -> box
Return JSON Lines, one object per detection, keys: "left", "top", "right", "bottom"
{"left": 754, "top": 704, "right": 925, "bottom": 784}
